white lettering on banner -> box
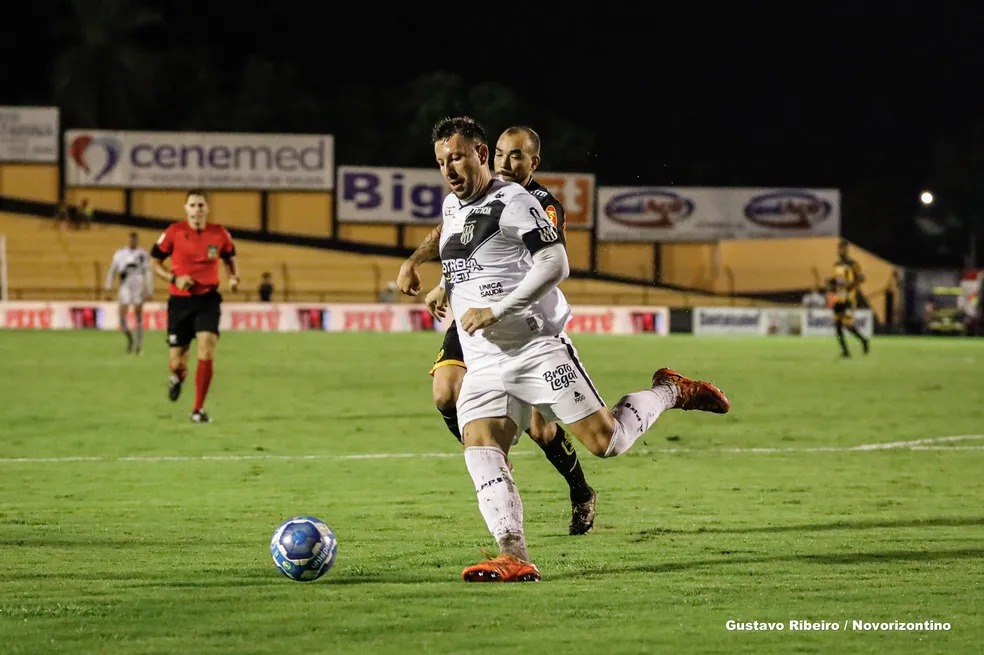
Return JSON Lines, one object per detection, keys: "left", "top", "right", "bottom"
{"left": 0, "top": 106, "right": 59, "bottom": 162}
{"left": 229, "top": 310, "right": 280, "bottom": 331}
{"left": 337, "top": 166, "right": 447, "bottom": 223}
{"left": 598, "top": 186, "right": 840, "bottom": 242}
{"left": 63, "top": 130, "right": 334, "bottom": 190}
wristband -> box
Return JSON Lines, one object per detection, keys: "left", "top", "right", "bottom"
{"left": 170, "top": 274, "right": 177, "bottom": 284}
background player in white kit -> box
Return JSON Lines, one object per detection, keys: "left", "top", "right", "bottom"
{"left": 428, "top": 116, "right": 731, "bottom": 583}
{"left": 104, "top": 232, "right": 153, "bottom": 354}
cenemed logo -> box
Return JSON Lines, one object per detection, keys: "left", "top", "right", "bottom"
{"left": 69, "top": 134, "right": 122, "bottom": 182}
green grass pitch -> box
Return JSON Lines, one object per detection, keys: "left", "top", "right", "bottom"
{"left": 0, "top": 330, "right": 981, "bottom": 654}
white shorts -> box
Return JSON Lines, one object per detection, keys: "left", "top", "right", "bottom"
{"left": 457, "top": 332, "right": 606, "bottom": 435}
{"left": 118, "top": 284, "right": 148, "bottom": 306}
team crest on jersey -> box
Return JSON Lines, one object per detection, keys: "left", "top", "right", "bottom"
{"left": 207, "top": 245, "right": 218, "bottom": 259}
{"left": 545, "top": 205, "right": 558, "bottom": 227}
{"left": 538, "top": 224, "right": 559, "bottom": 243}
{"left": 459, "top": 223, "right": 475, "bottom": 245}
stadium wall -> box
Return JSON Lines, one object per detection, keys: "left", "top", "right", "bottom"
{"left": 0, "top": 164, "right": 895, "bottom": 318}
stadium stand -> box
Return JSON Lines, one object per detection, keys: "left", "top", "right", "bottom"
{"left": 2, "top": 211, "right": 782, "bottom": 307}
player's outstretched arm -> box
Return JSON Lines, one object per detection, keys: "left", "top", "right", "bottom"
{"left": 398, "top": 224, "right": 443, "bottom": 296}
{"left": 459, "top": 244, "right": 569, "bottom": 335}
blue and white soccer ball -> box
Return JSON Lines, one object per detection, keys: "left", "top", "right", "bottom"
{"left": 270, "top": 516, "right": 338, "bottom": 582}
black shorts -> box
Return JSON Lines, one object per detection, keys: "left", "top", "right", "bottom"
{"left": 832, "top": 302, "right": 853, "bottom": 321}
{"left": 167, "top": 291, "right": 222, "bottom": 348}
{"left": 428, "top": 320, "right": 465, "bottom": 375}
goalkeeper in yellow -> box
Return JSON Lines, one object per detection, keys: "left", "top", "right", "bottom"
{"left": 831, "top": 239, "right": 870, "bottom": 357}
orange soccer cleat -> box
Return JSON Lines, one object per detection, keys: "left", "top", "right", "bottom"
{"left": 652, "top": 368, "right": 731, "bottom": 414}
{"left": 461, "top": 554, "right": 541, "bottom": 582}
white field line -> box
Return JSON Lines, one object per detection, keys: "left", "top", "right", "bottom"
{"left": 0, "top": 435, "right": 981, "bottom": 465}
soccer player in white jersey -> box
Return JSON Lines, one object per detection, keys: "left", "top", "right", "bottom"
{"left": 400, "top": 126, "right": 598, "bottom": 536}
{"left": 427, "top": 116, "right": 731, "bottom": 583}
{"left": 104, "top": 232, "right": 153, "bottom": 354}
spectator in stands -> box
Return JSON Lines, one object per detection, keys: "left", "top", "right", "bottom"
{"left": 378, "top": 281, "right": 399, "bottom": 303}
{"left": 801, "top": 285, "right": 826, "bottom": 309}
{"left": 53, "top": 201, "right": 71, "bottom": 230}
{"left": 77, "top": 198, "right": 94, "bottom": 229}
{"left": 258, "top": 272, "right": 275, "bottom": 302}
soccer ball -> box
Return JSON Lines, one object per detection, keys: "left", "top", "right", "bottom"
{"left": 270, "top": 516, "right": 338, "bottom": 582}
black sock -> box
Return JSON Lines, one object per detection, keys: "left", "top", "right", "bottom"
{"left": 836, "top": 323, "right": 849, "bottom": 355}
{"left": 437, "top": 405, "right": 462, "bottom": 444}
{"left": 536, "top": 426, "right": 593, "bottom": 504}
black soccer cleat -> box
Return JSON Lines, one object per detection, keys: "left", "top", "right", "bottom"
{"left": 168, "top": 374, "right": 183, "bottom": 402}
{"left": 190, "top": 410, "right": 212, "bottom": 424}
{"left": 569, "top": 488, "right": 597, "bottom": 536}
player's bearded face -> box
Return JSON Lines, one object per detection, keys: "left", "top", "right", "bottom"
{"left": 435, "top": 135, "right": 490, "bottom": 200}
{"left": 185, "top": 195, "right": 209, "bottom": 228}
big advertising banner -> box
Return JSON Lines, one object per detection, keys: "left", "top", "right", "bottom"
{"left": 336, "top": 166, "right": 595, "bottom": 227}
{"left": 63, "top": 130, "right": 334, "bottom": 190}
{"left": 0, "top": 302, "right": 668, "bottom": 335}
{"left": 0, "top": 106, "right": 59, "bottom": 163}
{"left": 597, "top": 187, "right": 840, "bottom": 242}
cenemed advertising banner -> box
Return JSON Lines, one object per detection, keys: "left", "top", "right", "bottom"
{"left": 64, "top": 130, "right": 334, "bottom": 190}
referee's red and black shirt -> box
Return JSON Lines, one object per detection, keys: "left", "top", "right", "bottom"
{"left": 151, "top": 221, "right": 235, "bottom": 296}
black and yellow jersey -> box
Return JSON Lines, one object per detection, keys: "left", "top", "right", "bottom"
{"left": 524, "top": 178, "right": 567, "bottom": 236}
{"left": 832, "top": 257, "right": 863, "bottom": 306}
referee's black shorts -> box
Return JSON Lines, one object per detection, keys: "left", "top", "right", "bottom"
{"left": 166, "top": 291, "right": 222, "bottom": 348}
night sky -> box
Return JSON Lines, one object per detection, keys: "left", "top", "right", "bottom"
{"left": 4, "top": 2, "right": 984, "bottom": 261}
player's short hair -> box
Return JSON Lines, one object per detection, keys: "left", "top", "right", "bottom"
{"left": 431, "top": 116, "right": 488, "bottom": 146}
{"left": 128, "top": 232, "right": 137, "bottom": 238}
{"left": 186, "top": 188, "right": 207, "bottom": 200}
{"left": 502, "top": 126, "right": 541, "bottom": 155}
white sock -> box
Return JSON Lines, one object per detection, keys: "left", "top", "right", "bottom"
{"left": 604, "top": 384, "right": 677, "bottom": 457}
{"left": 463, "top": 446, "right": 528, "bottom": 560}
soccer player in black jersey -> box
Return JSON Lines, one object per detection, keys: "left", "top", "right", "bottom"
{"left": 831, "top": 239, "right": 870, "bottom": 357}
{"left": 399, "top": 126, "right": 598, "bottom": 536}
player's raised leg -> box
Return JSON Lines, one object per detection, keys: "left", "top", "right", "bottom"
{"left": 567, "top": 365, "right": 729, "bottom": 458}
{"left": 526, "top": 411, "right": 596, "bottom": 535}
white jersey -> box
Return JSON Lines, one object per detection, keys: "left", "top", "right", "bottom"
{"left": 106, "top": 247, "right": 151, "bottom": 303}
{"left": 440, "top": 179, "right": 570, "bottom": 356}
